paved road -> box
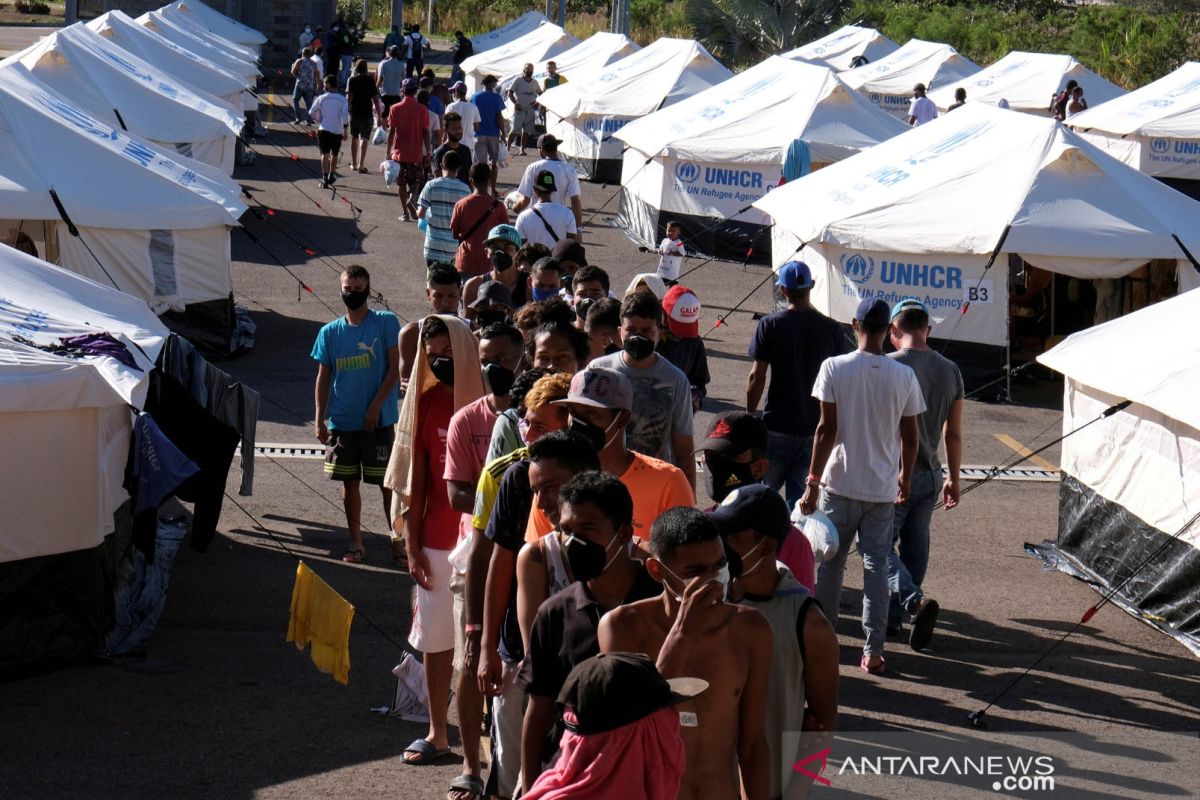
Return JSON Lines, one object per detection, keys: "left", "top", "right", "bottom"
{"left": 0, "top": 24, "right": 58, "bottom": 56}
{"left": 1, "top": 84, "right": 1197, "bottom": 800}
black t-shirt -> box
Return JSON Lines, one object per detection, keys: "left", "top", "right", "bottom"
{"left": 749, "top": 307, "right": 848, "bottom": 437}
{"left": 432, "top": 142, "right": 473, "bottom": 184}
{"left": 657, "top": 335, "right": 710, "bottom": 397}
{"left": 347, "top": 74, "right": 378, "bottom": 116}
{"left": 484, "top": 458, "right": 532, "bottom": 662}
{"left": 517, "top": 564, "right": 662, "bottom": 698}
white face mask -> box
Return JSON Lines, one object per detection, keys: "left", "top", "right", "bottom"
{"left": 659, "top": 561, "right": 729, "bottom": 602}
{"left": 738, "top": 538, "right": 770, "bottom": 580}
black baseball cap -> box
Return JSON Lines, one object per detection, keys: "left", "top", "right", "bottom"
{"left": 535, "top": 169, "right": 557, "bottom": 193}
{"left": 538, "top": 133, "right": 560, "bottom": 150}
{"left": 552, "top": 238, "right": 587, "bottom": 267}
{"left": 470, "top": 280, "right": 516, "bottom": 309}
{"left": 854, "top": 297, "right": 891, "bottom": 326}
{"left": 700, "top": 411, "right": 768, "bottom": 457}
{"left": 706, "top": 484, "right": 791, "bottom": 543}
{"left": 557, "top": 652, "right": 707, "bottom": 735}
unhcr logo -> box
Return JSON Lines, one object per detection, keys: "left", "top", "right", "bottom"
{"left": 675, "top": 162, "right": 700, "bottom": 184}
{"left": 841, "top": 253, "right": 875, "bottom": 285}
{"left": 1151, "top": 138, "right": 1170, "bottom": 154}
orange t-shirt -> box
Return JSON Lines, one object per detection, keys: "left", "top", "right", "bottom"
{"left": 525, "top": 451, "right": 695, "bottom": 542}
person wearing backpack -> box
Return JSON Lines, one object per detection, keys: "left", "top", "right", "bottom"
{"left": 291, "top": 47, "right": 318, "bottom": 124}
{"left": 451, "top": 164, "right": 510, "bottom": 278}
{"left": 515, "top": 170, "right": 577, "bottom": 249}
{"left": 450, "top": 30, "right": 474, "bottom": 84}
{"left": 406, "top": 23, "right": 430, "bottom": 78}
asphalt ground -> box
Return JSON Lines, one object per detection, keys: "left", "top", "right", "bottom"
{"left": 1, "top": 73, "right": 1198, "bottom": 800}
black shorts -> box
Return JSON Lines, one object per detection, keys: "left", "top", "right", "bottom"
{"left": 324, "top": 427, "right": 395, "bottom": 484}
{"left": 381, "top": 95, "right": 401, "bottom": 115}
{"left": 317, "top": 129, "right": 344, "bottom": 155}
{"left": 350, "top": 113, "right": 374, "bottom": 139}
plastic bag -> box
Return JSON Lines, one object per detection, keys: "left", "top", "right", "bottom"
{"left": 381, "top": 159, "right": 399, "bottom": 188}
{"left": 371, "top": 125, "right": 387, "bottom": 146}
{"left": 497, "top": 140, "right": 512, "bottom": 169}
{"left": 791, "top": 505, "right": 839, "bottom": 562}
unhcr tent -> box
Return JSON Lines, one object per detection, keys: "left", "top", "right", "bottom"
{"left": 137, "top": 10, "right": 260, "bottom": 89}
{"left": 0, "top": 241, "right": 165, "bottom": 673}
{"left": 472, "top": 11, "right": 551, "bottom": 53}
{"left": 156, "top": 3, "right": 260, "bottom": 64}
{"left": 1069, "top": 62, "right": 1200, "bottom": 181}
{"left": 841, "top": 39, "right": 981, "bottom": 119}
{"left": 615, "top": 56, "right": 908, "bottom": 262}
{"left": 927, "top": 51, "right": 1124, "bottom": 115}
{"left": 13, "top": 24, "right": 243, "bottom": 174}
{"left": 539, "top": 38, "right": 732, "bottom": 182}
{"left": 87, "top": 10, "right": 253, "bottom": 113}
{"left": 782, "top": 25, "right": 898, "bottom": 72}
{"left": 754, "top": 103, "right": 1200, "bottom": 389}
{"left": 499, "top": 31, "right": 639, "bottom": 97}
{"left": 461, "top": 23, "right": 577, "bottom": 94}
{"left": 159, "top": 0, "right": 266, "bottom": 55}
{"left": 0, "top": 64, "right": 246, "bottom": 351}
{"left": 1036, "top": 289, "right": 1200, "bottom": 657}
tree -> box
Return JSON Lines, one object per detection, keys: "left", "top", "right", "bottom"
{"left": 685, "top": 0, "right": 851, "bottom": 65}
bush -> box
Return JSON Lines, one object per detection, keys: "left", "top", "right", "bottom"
{"left": 15, "top": 1, "right": 52, "bottom": 13}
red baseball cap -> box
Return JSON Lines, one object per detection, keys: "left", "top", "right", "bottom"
{"left": 663, "top": 285, "right": 701, "bottom": 338}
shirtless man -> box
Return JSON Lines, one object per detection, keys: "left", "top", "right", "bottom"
{"left": 599, "top": 506, "right": 771, "bottom": 800}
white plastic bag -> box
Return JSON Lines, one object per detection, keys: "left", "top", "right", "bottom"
{"left": 371, "top": 125, "right": 387, "bottom": 146}
{"left": 497, "top": 140, "right": 512, "bottom": 169}
{"left": 791, "top": 505, "right": 839, "bottom": 562}
{"left": 381, "top": 159, "right": 399, "bottom": 188}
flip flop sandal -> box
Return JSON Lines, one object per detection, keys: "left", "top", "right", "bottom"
{"left": 860, "top": 654, "right": 886, "bottom": 675}
{"left": 403, "top": 738, "right": 452, "bottom": 765}
{"left": 447, "top": 773, "right": 485, "bottom": 800}
{"left": 341, "top": 548, "right": 364, "bottom": 564}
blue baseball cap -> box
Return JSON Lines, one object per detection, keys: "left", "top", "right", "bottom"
{"left": 890, "top": 297, "right": 929, "bottom": 321}
{"left": 775, "top": 260, "right": 814, "bottom": 291}
{"left": 854, "top": 298, "right": 891, "bottom": 326}
{"left": 484, "top": 224, "right": 522, "bottom": 248}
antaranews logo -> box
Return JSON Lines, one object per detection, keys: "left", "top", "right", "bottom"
{"left": 792, "top": 749, "right": 1056, "bottom": 792}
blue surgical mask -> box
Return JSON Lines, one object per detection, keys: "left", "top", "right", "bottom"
{"left": 531, "top": 286, "right": 559, "bottom": 302}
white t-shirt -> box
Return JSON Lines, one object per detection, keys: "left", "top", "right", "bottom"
{"left": 517, "top": 158, "right": 580, "bottom": 207}
{"left": 310, "top": 91, "right": 348, "bottom": 133}
{"left": 310, "top": 54, "right": 324, "bottom": 82}
{"left": 908, "top": 96, "right": 938, "bottom": 126}
{"left": 811, "top": 351, "right": 926, "bottom": 503}
{"left": 516, "top": 200, "right": 577, "bottom": 248}
{"left": 447, "top": 99, "right": 480, "bottom": 149}
{"left": 657, "top": 237, "right": 685, "bottom": 281}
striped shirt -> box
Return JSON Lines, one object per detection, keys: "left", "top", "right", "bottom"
{"left": 417, "top": 176, "right": 470, "bottom": 263}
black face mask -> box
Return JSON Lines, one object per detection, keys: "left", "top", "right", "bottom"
{"left": 482, "top": 362, "right": 515, "bottom": 396}
{"left": 604, "top": 342, "right": 621, "bottom": 356}
{"left": 476, "top": 308, "right": 508, "bottom": 328}
{"left": 623, "top": 334, "right": 655, "bottom": 360}
{"left": 704, "top": 455, "right": 758, "bottom": 504}
{"left": 563, "top": 531, "right": 618, "bottom": 582}
{"left": 430, "top": 356, "right": 455, "bottom": 386}
{"left": 569, "top": 416, "right": 607, "bottom": 453}
{"left": 341, "top": 288, "right": 370, "bottom": 310}
{"left": 491, "top": 250, "right": 513, "bottom": 271}
{"left": 575, "top": 297, "right": 594, "bottom": 323}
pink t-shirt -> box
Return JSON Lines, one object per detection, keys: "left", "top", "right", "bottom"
{"left": 444, "top": 395, "right": 499, "bottom": 486}
{"left": 779, "top": 526, "right": 816, "bottom": 594}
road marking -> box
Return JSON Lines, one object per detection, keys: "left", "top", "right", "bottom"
{"left": 992, "top": 433, "right": 1058, "bottom": 471}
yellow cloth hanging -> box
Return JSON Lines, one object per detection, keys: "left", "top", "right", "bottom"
{"left": 287, "top": 561, "right": 355, "bottom": 685}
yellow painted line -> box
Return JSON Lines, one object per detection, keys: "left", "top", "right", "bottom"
{"left": 267, "top": 79, "right": 275, "bottom": 124}
{"left": 993, "top": 433, "right": 1058, "bottom": 471}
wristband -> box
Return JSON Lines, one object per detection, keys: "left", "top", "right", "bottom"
{"left": 464, "top": 624, "right": 483, "bottom": 634}
{"left": 807, "top": 473, "right": 822, "bottom": 485}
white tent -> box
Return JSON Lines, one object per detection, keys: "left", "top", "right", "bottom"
{"left": 156, "top": 3, "right": 260, "bottom": 63}
{"left": 500, "top": 31, "right": 639, "bottom": 96}
{"left": 0, "top": 242, "right": 166, "bottom": 562}
{"left": 782, "top": 25, "right": 898, "bottom": 72}
{"left": 754, "top": 104, "right": 1200, "bottom": 372}
{"left": 1037, "top": 288, "right": 1200, "bottom": 656}
{"left": 87, "top": 10, "right": 252, "bottom": 112}
{"left": 539, "top": 38, "right": 732, "bottom": 182}
{"left": 460, "top": 23, "right": 578, "bottom": 95}
{"left": 1069, "top": 62, "right": 1200, "bottom": 180}
{"left": 615, "top": 56, "right": 908, "bottom": 260}
{"left": 841, "top": 39, "right": 980, "bottom": 118}
{"left": 0, "top": 64, "right": 245, "bottom": 321}
{"left": 137, "top": 9, "right": 260, "bottom": 89}
{"left": 472, "top": 11, "right": 551, "bottom": 53}
{"left": 13, "top": 24, "right": 243, "bottom": 175}
{"left": 927, "top": 51, "right": 1125, "bottom": 115}
{"left": 159, "top": 0, "right": 266, "bottom": 53}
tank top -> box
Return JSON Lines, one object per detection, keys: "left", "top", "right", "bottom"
{"left": 740, "top": 566, "right": 810, "bottom": 800}
{"left": 543, "top": 532, "right": 572, "bottom": 595}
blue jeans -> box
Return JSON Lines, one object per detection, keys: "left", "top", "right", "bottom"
{"left": 815, "top": 491, "right": 894, "bottom": 657}
{"left": 763, "top": 430, "right": 813, "bottom": 512}
{"left": 292, "top": 86, "right": 314, "bottom": 122}
{"left": 339, "top": 54, "right": 353, "bottom": 85}
{"left": 888, "top": 467, "right": 938, "bottom": 625}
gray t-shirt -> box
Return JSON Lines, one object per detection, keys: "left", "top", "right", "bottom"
{"left": 592, "top": 351, "right": 693, "bottom": 463}
{"left": 379, "top": 58, "right": 405, "bottom": 96}
{"left": 510, "top": 76, "right": 541, "bottom": 111}
{"left": 890, "top": 347, "right": 964, "bottom": 473}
